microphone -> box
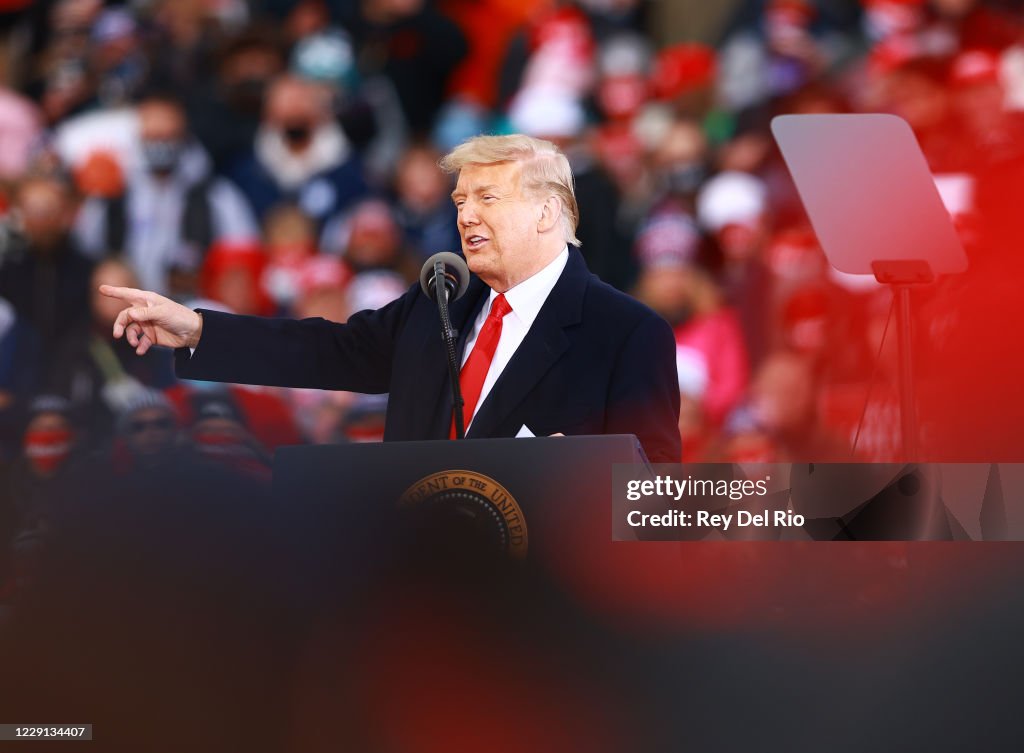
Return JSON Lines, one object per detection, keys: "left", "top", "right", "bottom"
{"left": 420, "top": 252, "right": 470, "bottom": 303}
{"left": 420, "top": 252, "right": 470, "bottom": 440}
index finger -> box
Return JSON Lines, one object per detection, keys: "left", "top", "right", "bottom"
{"left": 99, "top": 285, "right": 153, "bottom": 305}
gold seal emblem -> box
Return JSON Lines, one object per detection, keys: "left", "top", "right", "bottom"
{"left": 399, "top": 470, "right": 528, "bottom": 557}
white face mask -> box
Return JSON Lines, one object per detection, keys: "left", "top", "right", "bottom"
{"left": 141, "top": 139, "right": 184, "bottom": 174}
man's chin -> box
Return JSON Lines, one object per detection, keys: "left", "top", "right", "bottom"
{"left": 465, "top": 257, "right": 497, "bottom": 287}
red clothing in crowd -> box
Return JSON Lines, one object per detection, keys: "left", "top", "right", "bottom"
{"left": 442, "top": 0, "right": 552, "bottom": 107}
{"left": 675, "top": 308, "right": 749, "bottom": 427}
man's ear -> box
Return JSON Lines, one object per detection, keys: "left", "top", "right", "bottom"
{"left": 537, "top": 195, "right": 562, "bottom": 235}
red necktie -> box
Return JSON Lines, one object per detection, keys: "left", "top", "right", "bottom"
{"left": 451, "top": 294, "right": 512, "bottom": 438}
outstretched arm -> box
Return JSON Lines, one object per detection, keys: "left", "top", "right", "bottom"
{"left": 103, "top": 282, "right": 420, "bottom": 394}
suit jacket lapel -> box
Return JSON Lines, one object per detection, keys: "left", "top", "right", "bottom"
{"left": 466, "top": 249, "right": 588, "bottom": 438}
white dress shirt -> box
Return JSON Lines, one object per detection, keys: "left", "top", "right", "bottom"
{"left": 461, "top": 247, "right": 569, "bottom": 430}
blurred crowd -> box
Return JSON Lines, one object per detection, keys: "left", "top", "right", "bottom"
{"left": 3, "top": 0, "right": 1024, "bottom": 609}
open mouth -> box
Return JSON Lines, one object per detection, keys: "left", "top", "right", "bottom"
{"left": 465, "top": 235, "right": 489, "bottom": 251}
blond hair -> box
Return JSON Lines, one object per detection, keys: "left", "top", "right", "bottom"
{"left": 439, "top": 134, "right": 581, "bottom": 247}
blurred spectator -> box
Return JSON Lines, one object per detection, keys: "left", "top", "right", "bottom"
{"left": 322, "top": 197, "right": 419, "bottom": 280}
{"left": 0, "top": 172, "right": 93, "bottom": 372}
{"left": 75, "top": 93, "right": 259, "bottom": 297}
{"left": 860, "top": 0, "right": 928, "bottom": 46}
{"left": 674, "top": 248, "right": 749, "bottom": 430}
{"left": 8, "top": 395, "right": 79, "bottom": 536}
{"left": 443, "top": 0, "right": 548, "bottom": 110}
{"left": 764, "top": 225, "right": 827, "bottom": 304}
{"left": 717, "top": 0, "right": 847, "bottom": 113}
{"left": 0, "top": 88, "right": 43, "bottom": 181}
{"left": 279, "top": 0, "right": 332, "bottom": 44}
{"left": 948, "top": 47, "right": 1024, "bottom": 167}
{"left": 344, "top": 268, "right": 408, "bottom": 315}
{"left": 868, "top": 55, "right": 962, "bottom": 170}
{"left": 167, "top": 371, "right": 303, "bottom": 454}
{"left": 632, "top": 209, "right": 701, "bottom": 326}
{"left": 113, "top": 388, "right": 179, "bottom": 472}
{"left": 184, "top": 392, "right": 272, "bottom": 481}
{"left": 778, "top": 284, "right": 831, "bottom": 361}
{"left": 594, "top": 32, "right": 653, "bottom": 125}
{"left": 264, "top": 202, "right": 318, "bottom": 257}
{"left": 576, "top": 0, "right": 650, "bottom": 42}
{"left": 0, "top": 297, "right": 40, "bottom": 452}
{"left": 47, "top": 258, "right": 176, "bottom": 439}
{"left": 286, "top": 268, "right": 405, "bottom": 443}
{"left": 227, "top": 74, "right": 369, "bottom": 226}
{"left": 1, "top": 395, "right": 83, "bottom": 606}
{"left": 337, "top": 392, "right": 390, "bottom": 442}
{"left": 696, "top": 170, "right": 774, "bottom": 367}
{"left": 342, "top": 0, "right": 468, "bottom": 135}
{"left": 286, "top": 271, "right": 359, "bottom": 443}
{"left": 260, "top": 203, "right": 319, "bottom": 311}
{"left": 634, "top": 210, "right": 748, "bottom": 430}
{"left": 51, "top": 106, "right": 138, "bottom": 191}
{"left": 147, "top": 0, "right": 250, "bottom": 92}
{"left": 24, "top": 0, "right": 103, "bottom": 125}
{"left": 200, "top": 241, "right": 274, "bottom": 317}
{"left": 649, "top": 42, "right": 717, "bottom": 122}
{"left": 90, "top": 6, "right": 147, "bottom": 107}
{"left": 186, "top": 25, "right": 287, "bottom": 171}
{"left": 291, "top": 27, "right": 408, "bottom": 185}
{"left": 498, "top": 4, "right": 596, "bottom": 110}
{"left": 292, "top": 278, "right": 349, "bottom": 326}
{"left": 567, "top": 141, "right": 633, "bottom": 291}
{"left": 648, "top": 116, "right": 710, "bottom": 213}
{"left": 391, "top": 142, "right": 460, "bottom": 259}
{"left": 725, "top": 350, "right": 847, "bottom": 462}
{"left": 927, "top": 0, "right": 1022, "bottom": 51}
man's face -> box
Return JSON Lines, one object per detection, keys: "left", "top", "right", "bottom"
{"left": 346, "top": 202, "right": 400, "bottom": 270}
{"left": 452, "top": 161, "right": 544, "bottom": 291}
{"left": 125, "top": 407, "right": 176, "bottom": 458}
{"left": 16, "top": 179, "right": 74, "bottom": 250}
{"left": 138, "top": 101, "right": 187, "bottom": 175}
{"left": 635, "top": 265, "right": 695, "bottom": 326}
{"left": 396, "top": 147, "right": 447, "bottom": 213}
{"left": 264, "top": 78, "right": 322, "bottom": 153}
{"left": 751, "top": 355, "right": 814, "bottom": 433}
{"left": 139, "top": 101, "right": 186, "bottom": 142}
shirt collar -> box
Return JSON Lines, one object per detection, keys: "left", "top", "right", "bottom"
{"left": 487, "top": 247, "right": 569, "bottom": 327}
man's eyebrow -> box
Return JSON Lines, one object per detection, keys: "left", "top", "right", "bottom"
{"left": 451, "top": 184, "right": 503, "bottom": 200}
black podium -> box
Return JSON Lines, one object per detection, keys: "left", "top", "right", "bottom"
{"left": 271, "top": 434, "right": 647, "bottom": 594}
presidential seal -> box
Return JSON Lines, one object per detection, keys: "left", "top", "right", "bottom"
{"left": 399, "top": 470, "right": 528, "bottom": 558}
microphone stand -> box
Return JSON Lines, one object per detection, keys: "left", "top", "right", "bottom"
{"left": 434, "top": 261, "right": 466, "bottom": 439}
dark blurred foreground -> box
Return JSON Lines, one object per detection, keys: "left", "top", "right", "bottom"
{"left": 1, "top": 450, "right": 1023, "bottom": 753}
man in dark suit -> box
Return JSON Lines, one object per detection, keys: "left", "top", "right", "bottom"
{"left": 101, "top": 135, "right": 681, "bottom": 461}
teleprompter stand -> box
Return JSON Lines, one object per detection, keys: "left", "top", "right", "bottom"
{"left": 772, "top": 114, "right": 968, "bottom": 460}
